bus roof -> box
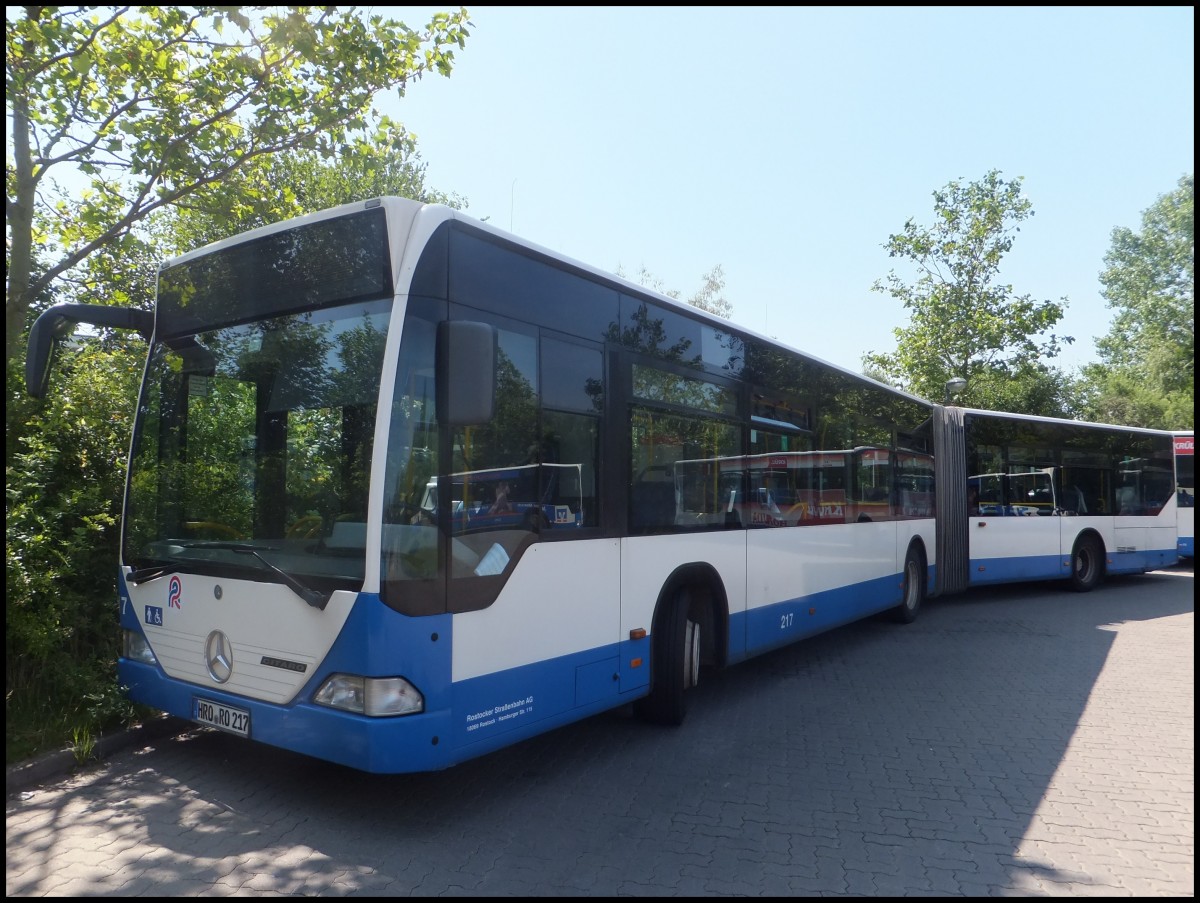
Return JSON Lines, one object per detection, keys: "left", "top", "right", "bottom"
{"left": 162, "top": 196, "right": 933, "bottom": 411}
{"left": 958, "top": 407, "right": 1179, "bottom": 438}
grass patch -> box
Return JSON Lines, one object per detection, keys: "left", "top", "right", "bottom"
{"left": 5, "top": 662, "right": 150, "bottom": 765}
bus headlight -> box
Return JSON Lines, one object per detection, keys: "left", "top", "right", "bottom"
{"left": 313, "top": 674, "right": 424, "bottom": 716}
{"left": 122, "top": 629, "right": 158, "bottom": 666}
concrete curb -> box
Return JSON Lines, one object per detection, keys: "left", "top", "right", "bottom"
{"left": 6, "top": 715, "right": 192, "bottom": 798}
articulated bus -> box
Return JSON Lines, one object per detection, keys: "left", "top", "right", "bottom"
{"left": 24, "top": 197, "right": 1177, "bottom": 774}
{"left": 1175, "top": 431, "right": 1195, "bottom": 559}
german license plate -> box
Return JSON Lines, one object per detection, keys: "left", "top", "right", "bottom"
{"left": 193, "top": 697, "right": 250, "bottom": 737}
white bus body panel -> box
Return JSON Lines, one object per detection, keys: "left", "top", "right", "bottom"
{"left": 451, "top": 538, "right": 621, "bottom": 682}
{"left": 746, "top": 522, "right": 898, "bottom": 608}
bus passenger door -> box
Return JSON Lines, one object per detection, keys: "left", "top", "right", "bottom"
{"left": 968, "top": 472, "right": 1062, "bottom": 584}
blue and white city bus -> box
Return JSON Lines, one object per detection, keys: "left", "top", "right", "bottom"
{"left": 24, "top": 197, "right": 1177, "bottom": 774}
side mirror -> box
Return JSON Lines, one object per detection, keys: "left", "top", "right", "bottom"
{"left": 25, "top": 303, "right": 154, "bottom": 398}
{"left": 436, "top": 320, "right": 496, "bottom": 426}
{"left": 25, "top": 310, "right": 69, "bottom": 400}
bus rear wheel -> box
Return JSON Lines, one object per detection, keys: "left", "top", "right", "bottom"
{"left": 892, "top": 544, "right": 925, "bottom": 624}
{"left": 1069, "top": 534, "right": 1105, "bottom": 592}
{"left": 635, "top": 590, "right": 700, "bottom": 726}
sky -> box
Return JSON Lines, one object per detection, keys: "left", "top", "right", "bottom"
{"left": 378, "top": 6, "right": 1194, "bottom": 378}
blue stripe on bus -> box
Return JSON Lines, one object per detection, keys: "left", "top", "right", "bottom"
{"left": 968, "top": 554, "right": 1065, "bottom": 585}
{"left": 967, "top": 548, "right": 1178, "bottom": 585}
{"left": 734, "top": 571, "right": 906, "bottom": 663}
{"left": 1107, "top": 547, "right": 1178, "bottom": 574}
{"left": 1177, "top": 537, "right": 1194, "bottom": 559}
{"left": 118, "top": 568, "right": 919, "bottom": 773}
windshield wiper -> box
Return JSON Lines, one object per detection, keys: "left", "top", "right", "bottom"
{"left": 150, "top": 541, "right": 331, "bottom": 611}
{"left": 170, "top": 540, "right": 272, "bottom": 552}
{"left": 125, "top": 542, "right": 263, "bottom": 585}
{"left": 126, "top": 564, "right": 172, "bottom": 586}
{"left": 230, "top": 547, "right": 331, "bottom": 611}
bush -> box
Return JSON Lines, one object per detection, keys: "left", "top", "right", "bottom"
{"left": 6, "top": 339, "right": 147, "bottom": 763}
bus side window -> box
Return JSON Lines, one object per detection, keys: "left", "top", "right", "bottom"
{"left": 631, "top": 470, "right": 675, "bottom": 534}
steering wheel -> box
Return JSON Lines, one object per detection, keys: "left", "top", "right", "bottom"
{"left": 286, "top": 514, "right": 324, "bottom": 540}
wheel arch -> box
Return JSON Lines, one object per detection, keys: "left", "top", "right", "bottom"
{"left": 1070, "top": 525, "right": 1104, "bottom": 554}
{"left": 1070, "top": 527, "right": 1108, "bottom": 575}
{"left": 649, "top": 562, "right": 730, "bottom": 671}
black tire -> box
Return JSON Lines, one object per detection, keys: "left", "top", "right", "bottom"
{"left": 892, "top": 544, "right": 926, "bottom": 624}
{"left": 1068, "top": 533, "right": 1105, "bottom": 592}
{"left": 634, "top": 590, "right": 700, "bottom": 726}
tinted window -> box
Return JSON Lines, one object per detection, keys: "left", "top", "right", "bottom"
{"left": 542, "top": 336, "right": 603, "bottom": 414}
{"left": 158, "top": 207, "right": 390, "bottom": 337}
{"left": 616, "top": 295, "right": 743, "bottom": 375}
{"left": 632, "top": 365, "right": 737, "bottom": 417}
{"left": 630, "top": 407, "right": 740, "bottom": 534}
{"left": 448, "top": 228, "right": 619, "bottom": 341}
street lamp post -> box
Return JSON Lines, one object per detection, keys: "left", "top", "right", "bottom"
{"left": 944, "top": 377, "right": 967, "bottom": 405}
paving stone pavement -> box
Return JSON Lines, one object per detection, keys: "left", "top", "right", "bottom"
{"left": 6, "top": 565, "right": 1193, "bottom": 897}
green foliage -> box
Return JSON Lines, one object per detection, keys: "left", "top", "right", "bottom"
{"left": 961, "top": 362, "right": 1083, "bottom": 420}
{"left": 1077, "top": 366, "right": 1194, "bottom": 431}
{"left": 6, "top": 5, "right": 472, "bottom": 362}
{"left": 686, "top": 265, "right": 733, "bottom": 319}
{"left": 1080, "top": 174, "right": 1194, "bottom": 428}
{"left": 863, "top": 169, "right": 1075, "bottom": 414}
{"left": 71, "top": 725, "right": 96, "bottom": 766}
{"left": 157, "top": 124, "right": 467, "bottom": 254}
{"left": 6, "top": 339, "right": 145, "bottom": 762}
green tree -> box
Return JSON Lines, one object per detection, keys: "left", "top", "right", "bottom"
{"left": 863, "top": 169, "right": 1074, "bottom": 413}
{"left": 1077, "top": 368, "right": 1194, "bottom": 431}
{"left": 1080, "top": 174, "right": 1194, "bottom": 428}
{"left": 6, "top": 5, "right": 471, "bottom": 363}
{"left": 6, "top": 131, "right": 464, "bottom": 763}
{"left": 6, "top": 333, "right": 147, "bottom": 761}
{"left": 157, "top": 124, "right": 467, "bottom": 255}
{"left": 686, "top": 265, "right": 733, "bottom": 319}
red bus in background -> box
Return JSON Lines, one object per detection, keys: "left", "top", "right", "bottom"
{"left": 674, "top": 447, "right": 935, "bottom": 528}
{"left": 1175, "top": 432, "right": 1194, "bottom": 559}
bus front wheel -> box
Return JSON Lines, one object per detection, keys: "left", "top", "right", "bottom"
{"left": 635, "top": 590, "right": 700, "bottom": 726}
{"left": 1069, "top": 534, "right": 1105, "bottom": 592}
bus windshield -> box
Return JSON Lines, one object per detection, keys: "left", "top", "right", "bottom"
{"left": 122, "top": 299, "right": 392, "bottom": 588}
